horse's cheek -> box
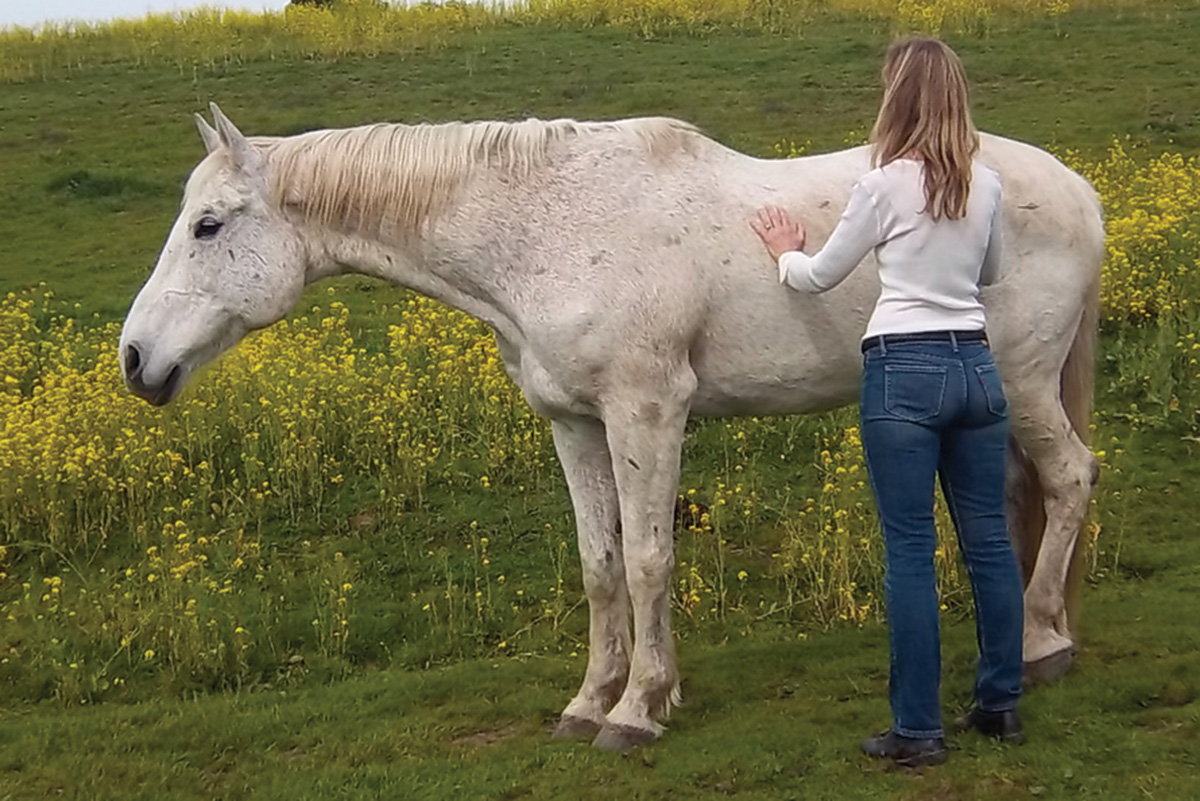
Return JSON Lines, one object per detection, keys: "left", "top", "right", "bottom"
{"left": 240, "top": 239, "right": 304, "bottom": 325}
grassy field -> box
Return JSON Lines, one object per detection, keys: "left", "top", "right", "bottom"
{"left": 2, "top": 1, "right": 1200, "bottom": 798}
{"left": 0, "top": 433, "right": 1197, "bottom": 800}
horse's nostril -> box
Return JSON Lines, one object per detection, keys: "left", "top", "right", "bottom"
{"left": 125, "top": 344, "right": 143, "bottom": 377}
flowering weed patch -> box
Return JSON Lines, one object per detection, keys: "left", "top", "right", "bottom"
{"left": 0, "top": 125, "right": 1191, "bottom": 705}
{"left": 2, "top": 0, "right": 1197, "bottom": 708}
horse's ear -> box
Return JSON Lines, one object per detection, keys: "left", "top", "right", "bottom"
{"left": 195, "top": 113, "right": 221, "bottom": 154}
{"left": 209, "top": 102, "right": 263, "bottom": 174}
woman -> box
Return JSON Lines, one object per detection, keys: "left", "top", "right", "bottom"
{"left": 751, "top": 36, "right": 1026, "bottom": 767}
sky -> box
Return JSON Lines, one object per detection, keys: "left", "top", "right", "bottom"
{"left": 1, "top": 1, "right": 290, "bottom": 29}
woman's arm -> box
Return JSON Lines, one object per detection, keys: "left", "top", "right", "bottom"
{"left": 979, "top": 191, "right": 1004, "bottom": 286}
{"left": 751, "top": 180, "right": 883, "bottom": 294}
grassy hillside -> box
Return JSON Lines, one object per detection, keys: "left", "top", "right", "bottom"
{"left": 3, "top": 6, "right": 1198, "bottom": 316}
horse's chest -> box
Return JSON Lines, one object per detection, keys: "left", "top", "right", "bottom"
{"left": 494, "top": 334, "right": 598, "bottom": 419}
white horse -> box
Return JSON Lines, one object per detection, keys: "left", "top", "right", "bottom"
{"left": 121, "top": 104, "right": 1103, "bottom": 752}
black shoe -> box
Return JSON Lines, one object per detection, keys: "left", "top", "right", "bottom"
{"left": 861, "top": 730, "right": 948, "bottom": 767}
{"left": 953, "top": 707, "right": 1026, "bottom": 744}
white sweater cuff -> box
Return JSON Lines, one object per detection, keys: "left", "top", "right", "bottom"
{"left": 778, "top": 250, "right": 822, "bottom": 293}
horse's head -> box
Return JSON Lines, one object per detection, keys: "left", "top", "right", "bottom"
{"left": 120, "top": 104, "right": 306, "bottom": 406}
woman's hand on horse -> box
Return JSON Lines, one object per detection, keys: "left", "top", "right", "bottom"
{"left": 750, "top": 205, "right": 807, "bottom": 263}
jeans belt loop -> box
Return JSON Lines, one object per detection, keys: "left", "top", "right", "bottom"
{"left": 950, "top": 330, "right": 959, "bottom": 352}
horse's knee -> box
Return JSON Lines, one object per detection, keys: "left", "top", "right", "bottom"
{"left": 624, "top": 534, "right": 675, "bottom": 585}
{"left": 1071, "top": 448, "right": 1100, "bottom": 491}
{"left": 581, "top": 551, "right": 625, "bottom": 595}
{"left": 1041, "top": 448, "right": 1098, "bottom": 510}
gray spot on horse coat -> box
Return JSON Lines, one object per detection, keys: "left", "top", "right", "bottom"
{"left": 1018, "top": 202, "right": 1040, "bottom": 210}
{"left": 819, "top": 200, "right": 831, "bottom": 209}
{"left": 628, "top": 457, "right": 641, "bottom": 470}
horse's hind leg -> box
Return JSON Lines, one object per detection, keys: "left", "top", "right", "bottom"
{"left": 550, "top": 416, "right": 631, "bottom": 739}
{"left": 1008, "top": 388, "right": 1099, "bottom": 681}
{"left": 591, "top": 368, "right": 695, "bottom": 752}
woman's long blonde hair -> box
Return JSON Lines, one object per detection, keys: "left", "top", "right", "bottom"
{"left": 870, "top": 36, "right": 979, "bottom": 221}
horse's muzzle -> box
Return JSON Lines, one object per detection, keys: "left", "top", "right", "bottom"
{"left": 123, "top": 343, "right": 185, "bottom": 406}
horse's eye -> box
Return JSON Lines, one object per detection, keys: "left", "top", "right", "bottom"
{"left": 193, "top": 217, "right": 223, "bottom": 239}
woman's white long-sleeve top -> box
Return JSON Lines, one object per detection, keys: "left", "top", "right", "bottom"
{"left": 778, "top": 158, "right": 1004, "bottom": 340}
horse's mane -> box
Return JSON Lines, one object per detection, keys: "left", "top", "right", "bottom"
{"left": 257, "top": 116, "right": 700, "bottom": 240}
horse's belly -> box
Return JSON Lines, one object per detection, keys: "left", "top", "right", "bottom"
{"left": 689, "top": 349, "right": 862, "bottom": 417}
{"left": 687, "top": 280, "right": 870, "bottom": 418}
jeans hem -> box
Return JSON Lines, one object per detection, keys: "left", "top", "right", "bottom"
{"left": 977, "top": 704, "right": 1018, "bottom": 714}
{"left": 893, "top": 724, "right": 945, "bottom": 740}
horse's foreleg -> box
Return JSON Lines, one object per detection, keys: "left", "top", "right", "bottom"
{"left": 591, "top": 373, "right": 693, "bottom": 753}
{"left": 1010, "top": 396, "right": 1099, "bottom": 681}
{"left": 550, "top": 417, "right": 630, "bottom": 740}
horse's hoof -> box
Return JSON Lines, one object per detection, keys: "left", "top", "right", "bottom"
{"left": 552, "top": 714, "right": 602, "bottom": 740}
{"left": 591, "top": 722, "right": 659, "bottom": 753}
{"left": 1023, "top": 647, "right": 1074, "bottom": 685}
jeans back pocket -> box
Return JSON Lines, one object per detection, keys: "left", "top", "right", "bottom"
{"left": 974, "top": 362, "right": 1009, "bottom": 417}
{"left": 883, "top": 364, "right": 947, "bottom": 423}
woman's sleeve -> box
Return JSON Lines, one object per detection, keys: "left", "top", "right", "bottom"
{"left": 979, "top": 188, "right": 1004, "bottom": 287}
{"left": 778, "top": 180, "right": 883, "bottom": 294}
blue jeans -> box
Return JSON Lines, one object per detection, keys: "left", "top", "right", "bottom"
{"left": 860, "top": 333, "right": 1024, "bottom": 739}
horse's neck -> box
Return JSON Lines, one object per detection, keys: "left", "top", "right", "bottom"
{"left": 261, "top": 122, "right": 542, "bottom": 345}
{"left": 305, "top": 204, "right": 525, "bottom": 347}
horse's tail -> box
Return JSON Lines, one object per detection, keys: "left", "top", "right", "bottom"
{"left": 1007, "top": 270, "right": 1100, "bottom": 629}
{"left": 1060, "top": 273, "right": 1101, "bottom": 630}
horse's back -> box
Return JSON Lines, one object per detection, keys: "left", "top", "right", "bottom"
{"left": 679, "top": 132, "right": 1103, "bottom": 417}
{"left": 505, "top": 126, "right": 1102, "bottom": 419}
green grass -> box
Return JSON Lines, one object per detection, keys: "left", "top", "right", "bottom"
{"left": 2, "top": 429, "right": 1198, "bottom": 800}
{"left": 3, "top": 4, "right": 1200, "bottom": 798}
